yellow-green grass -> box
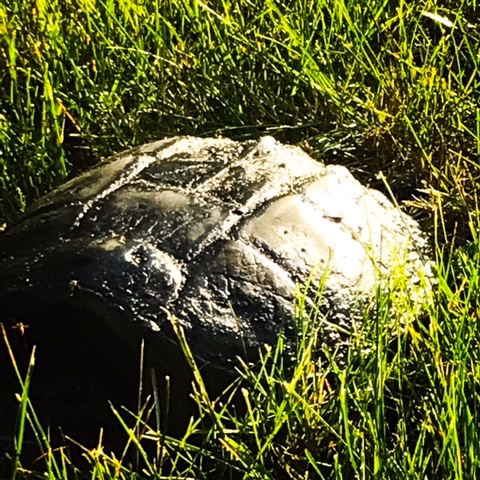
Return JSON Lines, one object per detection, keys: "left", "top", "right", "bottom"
{"left": 1, "top": 0, "right": 479, "bottom": 238}
{"left": 2, "top": 252, "right": 480, "bottom": 479}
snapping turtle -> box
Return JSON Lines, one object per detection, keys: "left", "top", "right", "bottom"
{"left": 0, "top": 136, "right": 432, "bottom": 440}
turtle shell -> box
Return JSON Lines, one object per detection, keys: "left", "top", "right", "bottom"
{"left": 0, "top": 136, "right": 434, "bottom": 440}
{"left": 0, "top": 136, "right": 433, "bottom": 367}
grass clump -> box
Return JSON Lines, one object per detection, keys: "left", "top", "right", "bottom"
{"left": 0, "top": 0, "right": 478, "bottom": 240}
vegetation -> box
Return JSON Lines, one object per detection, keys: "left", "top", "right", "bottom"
{"left": 0, "top": 0, "right": 479, "bottom": 478}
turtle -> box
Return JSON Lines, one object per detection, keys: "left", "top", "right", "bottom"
{"left": 0, "top": 135, "right": 433, "bottom": 442}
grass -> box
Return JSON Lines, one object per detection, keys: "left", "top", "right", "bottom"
{"left": 2, "top": 254, "right": 480, "bottom": 479}
{"left": 1, "top": 0, "right": 479, "bottom": 233}
{"left": 0, "top": 0, "right": 480, "bottom": 478}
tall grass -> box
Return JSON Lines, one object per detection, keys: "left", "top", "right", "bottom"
{"left": 1, "top": 0, "right": 480, "bottom": 478}
{"left": 4, "top": 250, "right": 480, "bottom": 478}
{"left": 0, "top": 0, "right": 479, "bottom": 236}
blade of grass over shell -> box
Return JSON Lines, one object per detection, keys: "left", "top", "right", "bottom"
{"left": 11, "top": 348, "right": 34, "bottom": 480}
{"left": 0, "top": 324, "right": 64, "bottom": 479}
